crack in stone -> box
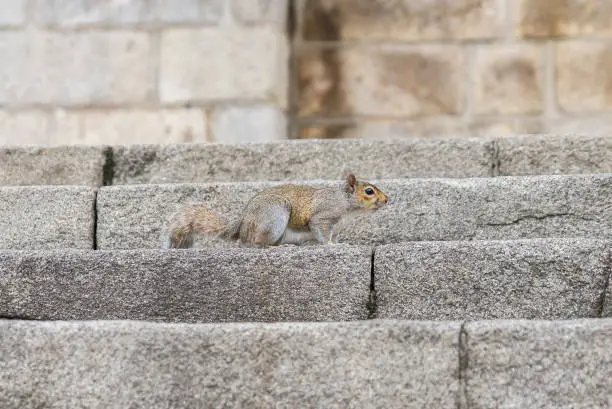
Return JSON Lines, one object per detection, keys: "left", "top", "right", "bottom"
{"left": 480, "top": 212, "right": 597, "bottom": 227}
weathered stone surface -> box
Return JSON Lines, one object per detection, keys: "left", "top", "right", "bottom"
{"left": 97, "top": 174, "right": 612, "bottom": 249}
{"left": 0, "top": 319, "right": 460, "bottom": 409}
{"left": 0, "top": 0, "right": 25, "bottom": 26}
{"left": 0, "top": 246, "right": 371, "bottom": 322}
{"left": 474, "top": 44, "right": 544, "bottom": 115}
{"left": 556, "top": 41, "right": 612, "bottom": 112}
{"left": 497, "top": 134, "right": 612, "bottom": 176}
{"left": 76, "top": 109, "right": 208, "bottom": 145}
{"left": 31, "top": 0, "right": 226, "bottom": 26}
{"left": 517, "top": 0, "right": 612, "bottom": 38}
{"left": 232, "top": 0, "right": 287, "bottom": 26}
{"left": 0, "top": 187, "right": 95, "bottom": 249}
{"left": 211, "top": 106, "right": 286, "bottom": 142}
{"left": 334, "top": 46, "right": 463, "bottom": 117}
{"left": 375, "top": 239, "right": 610, "bottom": 320}
{"left": 0, "top": 30, "right": 154, "bottom": 106}
{"left": 160, "top": 27, "right": 288, "bottom": 106}
{"left": 300, "top": 0, "right": 503, "bottom": 41}
{"left": 466, "top": 319, "right": 612, "bottom": 408}
{"left": 0, "top": 145, "right": 106, "bottom": 186}
{"left": 111, "top": 138, "right": 494, "bottom": 184}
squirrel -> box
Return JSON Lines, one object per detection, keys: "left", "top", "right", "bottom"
{"left": 162, "top": 173, "right": 389, "bottom": 249}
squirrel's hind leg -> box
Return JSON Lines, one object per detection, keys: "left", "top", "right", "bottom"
{"left": 240, "top": 202, "right": 290, "bottom": 247}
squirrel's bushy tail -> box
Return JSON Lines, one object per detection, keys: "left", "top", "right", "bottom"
{"left": 162, "top": 205, "right": 229, "bottom": 249}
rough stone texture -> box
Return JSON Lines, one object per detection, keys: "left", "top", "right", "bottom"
{"left": 232, "top": 0, "right": 287, "bottom": 26}
{"left": 110, "top": 137, "right": 494, "bottom": 185}
{"left": 97, "top": 174, "right": 612, "bottom": 249}
{"left": 160, "top": 27, "right": 288, "bottom": 106}
{"left": 556, "top": 41, "right": 612, "bottom": 113}
{"left": 473, "top": 44, "right": 544, "bottom": 115}
{"left": 0, "top": 30, "right": 154, "bottom": 107}
{"left": 0, "top": 0, "right": 25, "bottom": 27}
{"left": 375, "top": 239, "right": 610, "bottom": 320}
{"left": 211, "top": 106, "right": 286, "bottom": 143}
{"left": 299, "top": 0, "right": 503, "bottom": 41}
{"left": 31, "top": 0, "right": 226, "bottom": 26}
{"left": 517, "top": 0, "right": 612, "bottom": 38}
{"left": 0, "top": 246, "right": 371, "bottom": 322}
{"left": 466, "top": 319, "right": 612, "bottom": 408}
{"left": 76, "top": 109, "right": 208, "bottom": 145}
{"left": 497, "top": 134, "right": 612, "bottom": 176}
{"left": 333, "top": 46, "right": 463, "bottom": 117}
{"left": 0, "top": 187, "right": 95, "bottom": 249}
{"left": 0, "top": 146, "right": 106, "bottom": 186}
{"left": 0, "top": 320, "right": 460, "bottom": 409}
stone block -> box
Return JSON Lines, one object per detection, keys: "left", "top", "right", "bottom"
{"left": 211, "top": 106, "right": 286, "bottom": 142}
{"left": 73, "top": 109, "right": 208, "bottom": 145}
{"left": 0, "top": 0, "right": 25, "bottom": 26}
{"left": 0, "top": 246, "right": 371, "bottom": 322}
{"left": 97, "top": 174, "right": 612, "bottom": 249}
{"left": 375, "top": 239, "right": 610, "bottom": 320}
{"left": 0, "top": 145, "right": 106, "bottom": 186}
{"left": 0, "top": 186, "right": 95, "bottom": 249}
{"left": 473, "top": 44, "right": 544, "bottom": 115}
{"left": 556, "top": 41, "right": 612, "bottom": 113}
{"left": 517, "top": 0, "right": 612, "bottom": 38}
{"left": 31, "top": 0, "right": 225, "bottom": 26}
{"left": 110, "top": 138, "right": 494, "bottom": 184}
{"left": 319, "top": 45, "right": 463, "bottom": 117}
{"left": 0, "top": 319, "right": 460, "bottom": 409}
{"left": 232, "top": 0, "right": 287, "bottom": 26}
{"left": 300, "top": 0, "right": 503, "bottom": 41}
{"left": 466, "top": 319, "right": 612, "bottom": 408}
{"left": 0, "top": 30, "right": 154, "bottom": 106}
{"left": 497, "top": 134, "right": 612, "bottom": 176}
{"left": 160, "top": 27, "right": 288, "bottom": 106}
{"left": 0, "top": 109, "right": 82, "bottom": 146}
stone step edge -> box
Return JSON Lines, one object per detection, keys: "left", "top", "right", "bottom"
{"left": 2, "top": 133, "right": 611, "bottom": 187}
{"left": 3, "top": 317, "right": 609, "bottom": 409}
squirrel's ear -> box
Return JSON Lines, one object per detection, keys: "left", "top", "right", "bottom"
{"left": 346, "top": 173, "right": 357, "bottom": 191}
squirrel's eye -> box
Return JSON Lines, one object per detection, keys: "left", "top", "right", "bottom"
{"left": 365, "top": 188, "right": 375, "bottom": 196}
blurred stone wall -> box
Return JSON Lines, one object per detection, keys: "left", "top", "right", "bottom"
{"left": 1, "top": 0, "right": 612, "bottom": 145}
{"left": 294, "top": 0, "right": 612, "bottom": 139}
{"left": 0, "top": 0, "right": 288, "bottom": 145}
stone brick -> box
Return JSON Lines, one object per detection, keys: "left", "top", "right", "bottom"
{"left": 160, "top": 27, "right": 288, "bottom": 106}
{"left": 497, "top": 134, "right": 612, "bottom": 176}
{"left": 474, "top": 44, "right": 544, "bottom": 115}
{"left": 0, "top": 0, "right": 25, "bottom": 27}
{"left": 545, "top": 115, "right": 612, "bottom": 135}
{"left": 0, "top": 246, "right": 371, "bottom": 322}
{"left": 0, "top": 30, "right": 154, "bottom": 106}
{"left": 31, "top": 0, "right": 225, "bottom": 26}
{"left": 328, "top": 46, "right": 463, "bottom": 117}
{"left": 0, "top": 186, "right": 95, "bottom": 249}
{"left": 96, "top": 175, "right": 612, "bottom": 249}
{"left": 0, "top": 111, "right": 50, "bottom": 145}
{"left": 336, "top": 117, "right": 530, "bottom": 140}
{"left": 64, "top": 109, "right": 208, "bottom": 145}
{"left": 0, "top": 320, "right": 460, "bottom": 408}
{"left": 232, "top": 0, "right": 287, "bottom": 26}
{"left": 375, "top": 240, "right": 610, "bottom": 320}
{"left": 517, "top": 0, "right": 612, "bottom": 38}
{"left": 110, "top": 138, "right": 494, "bottom": 185}
{"left": 0, "top": 110, "right": 81, "bottom": 146}
{"left": 466, "top": 319, "right": 612, "bottom": 408}
{"left": 155, "top": 0, "right": 226, "bottom": 24}
{"left": 300, "top": 0, "right": 502, "bottom": 42}
{"left": 0, "top": 146, "right": 106, "bottom": 186}
{"left": 557, "top": 41, "right": 612, "bottom": 112}
{"left": 211, "top": 106, "right": 286, "bottom": 142}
